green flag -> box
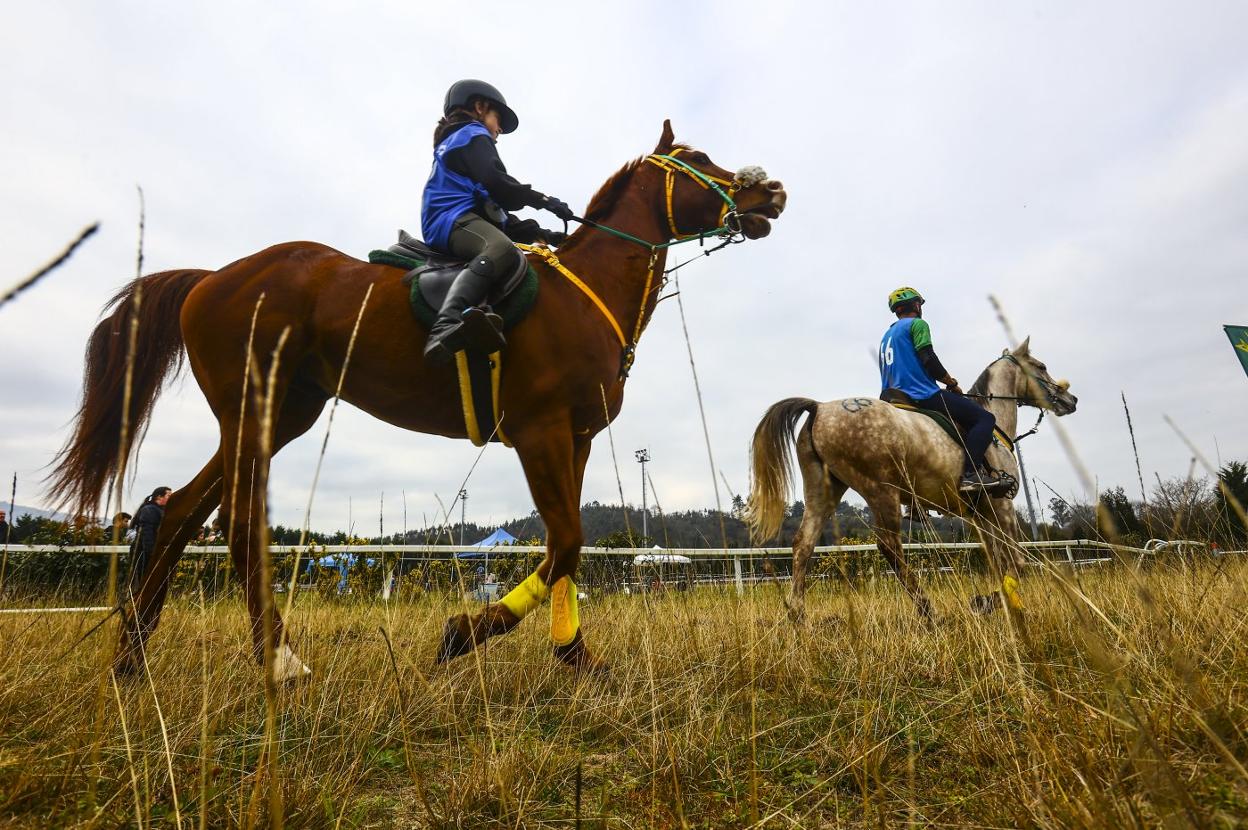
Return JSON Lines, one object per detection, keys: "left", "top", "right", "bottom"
{"left": 1226, "top": 325, "right": 1248, "bottom": 379}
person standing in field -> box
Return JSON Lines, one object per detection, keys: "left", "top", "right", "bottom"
{"left": 128, "top": 487, "right": 170, "bottom": 594}
{"left": 420, "top": 79, "right": 574, "bottom": 364}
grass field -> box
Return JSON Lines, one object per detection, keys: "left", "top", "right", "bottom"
{"left": 2, "top": 556, "right": 1246, "bottom": 828}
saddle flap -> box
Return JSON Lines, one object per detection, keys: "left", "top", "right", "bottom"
{"left": 413, "top": 247, "right": 530, "bottom": 311}
{"left": 886, "top": 400, "right": 961, "bottom": 445}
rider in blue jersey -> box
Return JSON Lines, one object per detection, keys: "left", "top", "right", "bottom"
{"left": 420, "top": 79, "right": 574, "bottom": 364}
{"left": 880, "top": 287, "right": 1001, "bottom": 492}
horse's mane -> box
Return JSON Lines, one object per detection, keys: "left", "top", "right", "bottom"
{"left": 582, "top": 143, "right": 692, "bottom": 223}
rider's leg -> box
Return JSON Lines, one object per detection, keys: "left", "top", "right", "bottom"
{"left": 918, "top": 390, "right": 998, "bottom": 485}
{"left": 423, "top": 214, "right": 522, "bottom": 364}
{"left": 938, "top": 391, "right": 995, "bottom": 467}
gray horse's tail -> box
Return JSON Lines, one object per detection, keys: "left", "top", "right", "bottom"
{"left": 746, "top": 397, "right": 820, "bottom": 543}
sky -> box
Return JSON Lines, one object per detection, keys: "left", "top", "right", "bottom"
{"left": 2, "top": 1, "right": 1246, "bottom": 536}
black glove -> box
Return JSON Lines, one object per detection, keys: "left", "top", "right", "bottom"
{"left": 541, "top": 229, "right": 568, "bottom": 246}
{"left": 503, "top": 217, "right": 543, "bottom": 244}
{"left": 544, "top": 196, "right": 575, "bottom": 222}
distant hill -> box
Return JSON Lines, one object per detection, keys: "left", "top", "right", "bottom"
{"left": 4, "top": 503, "right": 70, "bottom": 522}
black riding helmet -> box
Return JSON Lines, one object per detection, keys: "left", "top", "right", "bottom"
{"left": 443, "top": 79, "right": 519, "bottom": 134}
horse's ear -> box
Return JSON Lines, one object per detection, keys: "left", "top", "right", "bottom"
{"left": 656, "top": 119, "right": 675, "bottom": 152}
{"left": 1013, "top": 336, "right": 1031, "bottom": 356}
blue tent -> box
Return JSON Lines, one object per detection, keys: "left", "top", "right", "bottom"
{"left": 310, "top": 553, "right": 376, "bottom": 591}
{"left": 455, "top": 527, "right": 518, "bottom": 559}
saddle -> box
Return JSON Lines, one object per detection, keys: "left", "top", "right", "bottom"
{"left": 366, "top": 232, "right": 543, "bottom": 450}
{"left": 383, "top": 230, "right": 531, "bottom": 320}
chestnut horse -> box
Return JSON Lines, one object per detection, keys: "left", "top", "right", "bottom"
{"left": 51, "top": 121, "right": 786, "bottom": 679}
{"left": 746, "top": 339, "right": 1076, "bottom": 622}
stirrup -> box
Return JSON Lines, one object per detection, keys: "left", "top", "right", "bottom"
{"left": 458, "top": 307, "right": 506, "bottom": 353}
{"left": 423, "top": 307, "right": 505, "bottom": 365}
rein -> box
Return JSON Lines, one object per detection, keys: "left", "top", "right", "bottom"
{"left": 528, "top": 148, "right": 763, "bottom": 380}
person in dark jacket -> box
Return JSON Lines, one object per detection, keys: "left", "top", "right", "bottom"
{"left": 128, "top": 486, "right": 171, "bottom": 594}
{"left": 420, "top": 79, "right": 573, "bottom": 364}
{"left": 0, "top": 509, "right": 15, "bottom": 545}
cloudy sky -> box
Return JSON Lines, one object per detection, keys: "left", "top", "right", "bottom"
{"left": 2, "top": 1, "right": 1246, "bottom": 535}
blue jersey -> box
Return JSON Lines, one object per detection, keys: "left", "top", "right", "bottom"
{"left": 880, "top": 317, "right": 940, "bottom": 400}
{"left": 420, "top": 122, "right": 493, "bottom": 251}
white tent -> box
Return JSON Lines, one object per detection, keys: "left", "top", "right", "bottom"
{"left": 632, "top": 552, "right": 692, "bottom": 565}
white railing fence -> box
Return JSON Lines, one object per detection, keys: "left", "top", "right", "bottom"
{"left": 1, "top": 539, "right": 1239, "bottom": 614}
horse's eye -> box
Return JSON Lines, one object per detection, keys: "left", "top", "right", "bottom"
{"left": 688, "top": 152, "right": 710, "bottom": 164}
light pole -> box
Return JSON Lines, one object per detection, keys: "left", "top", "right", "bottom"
{"left": 458, "top": 489, "right": 468, "bottom": 548}
{"left": 634, "top": 449, "right": 650, "bottom": 543}
{"left": 1016, "top": 445, "right": 1040, "bottom": 541}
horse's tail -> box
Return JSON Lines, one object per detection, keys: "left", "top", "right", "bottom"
{"left": 746, "top": 397, "right": 820, "bottom": 544}
{"left": 48, "top": 269, "right": 212, "bottom": 516}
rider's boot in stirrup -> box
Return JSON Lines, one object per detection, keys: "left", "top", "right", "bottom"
{"left": 423, "top": 263, "right": 505, "bottom": 365}
{"left": 958, "top": 464, "right": 1002, "bottom": 494}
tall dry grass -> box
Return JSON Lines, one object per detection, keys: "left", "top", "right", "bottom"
{"left": 2, "top": 554, "right": 1246, "bottom": 828}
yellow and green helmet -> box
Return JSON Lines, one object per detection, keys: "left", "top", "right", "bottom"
{"left": 888, "top": 286, "right": 924, "bottom": 312}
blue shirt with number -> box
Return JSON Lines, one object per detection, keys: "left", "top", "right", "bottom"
{"left": 880, "top": 317, "right": 939, "bottom": 400}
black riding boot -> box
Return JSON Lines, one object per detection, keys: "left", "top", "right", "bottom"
{"left": 423, "top": 267, "right": 505, "bottom": 365}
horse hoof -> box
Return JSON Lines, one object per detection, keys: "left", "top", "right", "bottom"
{"left": 553, "top": 631, "right": 609, "bottom": 676}
{"left": 272, "top": 644, "right": 312, "bottom": 684}
{"left": 436, "top": 614, "right": 477, "bottom": 663}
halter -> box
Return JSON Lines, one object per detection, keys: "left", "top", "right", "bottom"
{"left": 529, "top": 148, "right": 765, "bottom": 380}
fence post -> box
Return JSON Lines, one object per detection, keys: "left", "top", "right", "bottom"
{"left": 1065, "top": 544, "right": 1074, "bottom": 567}
{"left": 733, "top": 553, "right": 743, "bottom": 596}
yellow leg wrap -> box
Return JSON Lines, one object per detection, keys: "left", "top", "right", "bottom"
{"left": 550, "top": 576, "right": 580, "bottom": 647}
{"left": 499, "top": 571, "right": 549, "bottom": 619}
{"left": 1002, "top": 574, "right": 1024, "bottom": 611}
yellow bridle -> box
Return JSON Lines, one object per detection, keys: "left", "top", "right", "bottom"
{"left": 644, "top": 148, "right": 742, "bottom": 239}
{"left": 517, "top": 149, "right": 752, "bottom": 379}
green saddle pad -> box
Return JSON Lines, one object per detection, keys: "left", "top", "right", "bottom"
{"left": 368, "top": 249, "right": 539, "bottom": 331}
{"left": 888, "top": 401, "right": 961, "bottom": 444}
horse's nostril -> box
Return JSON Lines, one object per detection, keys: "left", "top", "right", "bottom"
{"left": 767, "top": 180, "right": 785, "bottom": 192}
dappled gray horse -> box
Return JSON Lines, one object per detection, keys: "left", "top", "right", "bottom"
{"left": 746, "top": 338, "right": 1077, "bottom": 621}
